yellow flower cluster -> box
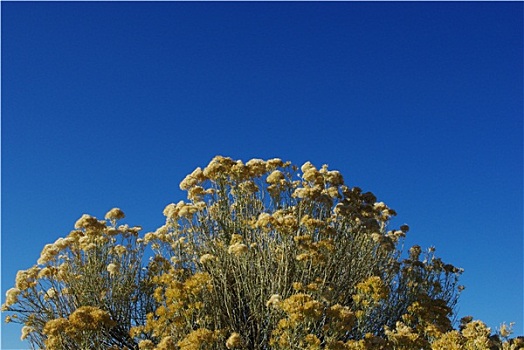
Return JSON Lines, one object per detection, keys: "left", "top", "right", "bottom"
{"left": 156, "top": 336, "right": 177, "bottom": 350}
{"left": 133, "top": 271, "right": 214, "bottom": 343}
{"left": 68, "top": 306, "right": 116, "bottom": 330}
{"left": 138, "top": 339, "right": 155, "bottom": 349}
{"left": 228, "top": 242, "right": 248, "bottom": 256}
{"left": 326, "top": 304, "right": 356, "bottom": 333}
{"left": 104, "top": 207, "right": 125, "bottom": 221}
{"left": 383, "top": 317, "right": 524, "bottom": 350}
{"left": 266, "top": 294, "right": 282, "bottom": 309}
{"left": 294, "top": 234, "right": 335, "bottom": 265}
{"left": 20, "top": 325, "right": 34, "bottom": 341}
{"left": 106, "top": 262, "right": 119, "bottom": 276}
{"left": 352, "top": 276, "right": 389, "bottom": 312}
{"left": 182, "top": 156, "right": 286, "bottom": 189}
{"left": 74, "top": 213, "right": 102, "bottom": 230}
{"left": 3, "top": 288, "right": 21, "bottom": 309}
{"left": 225, "top": 332, "right": 244, "bottom": 349}
{"left": 199, "top": 253, "right": 217, "bottom": 264}
{"left": 33, "top": 209, "right": 143, "bottom": 268}
{"left": 280, "top": 293, "right": 324, "bottom": 324}
{"left": 287, "top": 162, "right": 344, "bottom": 205}
{"left": 177, "top": 328, "right": 222, "bottom": 350}
{"left": 15, "top": 266, "right": 39, "bottom": 291}
{"left": 163, "top": 200, "right": 206, "bottom": 221}
{"left": 384, "top": 321, "right": 421, "bottom": 348}
{"left": 266, "top": 169, "right": 285, "bottom": 184}
{"left": 43, "top": 306, "right": 115, "bottom": 348}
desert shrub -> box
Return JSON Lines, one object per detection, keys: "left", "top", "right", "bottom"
{"left": 131, "top": 156, "right": 463, "bottom": 349}
{"left": 4, "top": 156, "right": 520, "bottom": 350}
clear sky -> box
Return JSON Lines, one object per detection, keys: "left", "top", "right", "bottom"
{"left": 1, "top": 2, "right": 522, "bottom": 348}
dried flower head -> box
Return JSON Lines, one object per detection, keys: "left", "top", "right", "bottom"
{"left": 266, "top": 294, "right": 282, "bottom": 309}
{"left": 105, "top": 208, "right": 125, "bottom": 221}
{"left": 228, "top": 243, "right": 248, "bottom": 256}
{"left": 226, "top": 332, "right": 243, "bottom": 349}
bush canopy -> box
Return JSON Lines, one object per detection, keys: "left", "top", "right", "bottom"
{"left": 3, "top": 156, "right": 521, "bottom": 349}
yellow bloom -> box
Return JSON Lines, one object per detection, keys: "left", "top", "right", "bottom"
{"left": 228, "top": 243, "right": 248, "bottom": 256}
{"left": 327, "top": 304, "right": 355, "bottom": 331}
{"left": 409, "top": 245, "right": 422, "bottom": 260}
{"left": 498, "top": 322, "right": 513, "bottom": 338}
{"left": 20, "top": 325, "right": 34, "bottom": 340}
{"left": 292, "top": 282, "right": 303, "bottom": 291}
{"left": 45, "top": 287, "right": 57, "bottom": 300}
{"left": 107, "top": 263, "right": 119, "bottom": 276}
{"left": 266, "top": 170, "right": 285, "bottom": 184}
{"left": 256, "top": 212, "right": 272, "bottom": 228}
{"left": 203, "top": 156, "right": 236, "bottom": 180}
{"left": 188, "top": 185, "right": 206, "bottom": 200}
{"left": 296, "top": 253, "right": 310, "bottom": 261}
{"left": 431, "top": 330, "right": 464, "bottom": 350}
{"left": 245, "top": 158, "right": 267, "bottom": 177}
{"left": 69, "top": 306, "right": 116, "bottom": 330}
{"left": 325, "top": 186, "right": 339, "bottom": 198}
{"left": 113, "top": 244, "right": 127, "bottom": 256}
{"left": 280, "top": 293, "right": 324, "bottom": 322}
{"left": 239, "top": 180, "right": 259, "bottom": 193}
{"left": 178, "top": 203, "right": 198, "bottom": 218}
{"left": 74, "top": 214, "right": 105, "bottom": 232}
{"left": 43, "top": 318, "right": 70, "bottom": 337}
{"left": 104, "top": 208, "right": 125, "bottom": 221}
{"left": 180, "top": 167, "right": 205, "bottom": 190}
{"left": 385, "top": 321, "right": 419, "bottom": 346}
{"left": 266, "top": 294, "right": 282, "bottom": 309}
{"left": 178, "top": 328, "right": 220, "bottom": 350}
{"left": 226, "top": 332, "right": 243, "bottom": 349}
{"left": 304, "top": 334, "right": 321, "bottom": 348}
{"left": 306, "top": 282, "right": 319, "bottom": 291}
{"left": 52, "top": 237, "right": 70, "bottom": 250}
{"left": 230, "top": 234, "right": 244, "bottom": 245}
{"left": 15, "top": 267, "right": 39, "bottom": 290}
{"left": 301, "top": 161, "right": 315, "bottom": 174}
{"left": 325, "top": 170, "right": 344, "bottom": 186}
{"left": 355, "top": 276, "right": 389, "bottom": 302}
{"left": 37, "top": 244, "right": 60, "bottom": 265}
{"left": 303, "top": 168, "right": 322, "bottom": 184}
{"left": 138, "top": 339, "right": 155, "bottom": 350}
{"left": 266, "top": 158, "right": 285, "bottom": 170}
{"left": 199, "top": 253, "right": 217, "bottom": 264}
{"left": 461, "top": 320, "right": 491, "bottom": 348}
{"left": 83, "top": 243, "right": 97, "bottom": 251}
{"left": 373, "top": 202, "right": 387, "bottom": 211}
{"left": 4, "top": 287, "right": 20, "bottom": 307}
{"left": 163, "top": 202, "right": 178, "bottom": 218}
{"left": 157, "top": 336, "right": 177, "bottom": 350}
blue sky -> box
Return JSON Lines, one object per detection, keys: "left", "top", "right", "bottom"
{"left": 2, "top": 2, "right": 522, "bottom": 348}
